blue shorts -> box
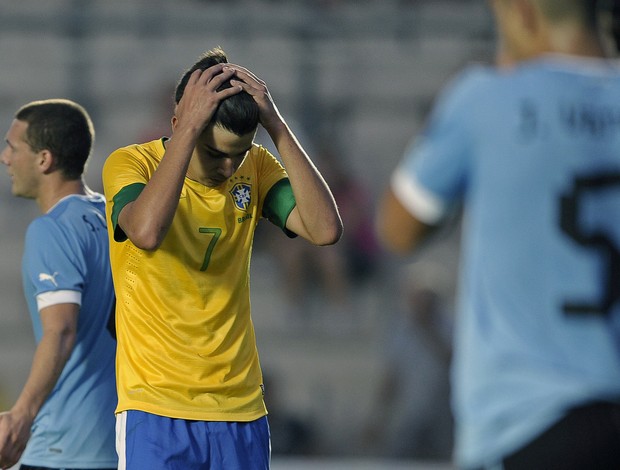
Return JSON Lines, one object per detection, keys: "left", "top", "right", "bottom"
{"left": 116, "top": 410, "right": 271, "bottom": 470}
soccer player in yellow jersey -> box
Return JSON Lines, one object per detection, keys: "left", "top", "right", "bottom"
{"left": 102, "top": 47, "right": 342, "bottom": 469}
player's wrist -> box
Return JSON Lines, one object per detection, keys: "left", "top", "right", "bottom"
{"left": 9, "top": 404, "right": 36, "bottom": 425}
{"left": 170, "top": 121, "right": 204, "bottom": 143}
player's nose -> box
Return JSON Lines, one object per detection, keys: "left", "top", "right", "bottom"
{"left": 218, "top": 158, "right": 235, "bottom": 178}
{"left": 0, "top": 147, "right": 10, "bottom": 166}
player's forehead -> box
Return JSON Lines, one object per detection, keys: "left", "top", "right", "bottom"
{"left": 5, "top": 119, "right": 30, "bottom": 148}
{"left": 199, "top": 124, "right": 254, "bottom": 155}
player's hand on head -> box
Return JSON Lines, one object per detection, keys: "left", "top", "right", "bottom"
{"left": 175, "top": 64, "right": 242, "bottom": 134}
{"left": 226, "top": 65, "right": 283, "bottom": 131}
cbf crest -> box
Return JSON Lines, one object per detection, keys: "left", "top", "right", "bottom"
{"left": 230, "top": 183, "right": 252, "bottom": 211}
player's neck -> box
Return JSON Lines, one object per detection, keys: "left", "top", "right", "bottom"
{"left": 507, "top": 25, "right": 607, "bottom": 65}
{"left": 186, "top": 158, "right": 219, "bottom": 188}
{"left": 37, "top": 178, "right": 86, "bottom": 213}
{"left": 545, "top": 26, "right": 607, "bottom": 59}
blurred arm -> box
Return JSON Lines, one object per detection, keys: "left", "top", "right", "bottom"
{"left": 0, "top": 303, "right": 78, "bottom": 469}
{"left": 375, "top": 187, "right": 433, "bottom": 254}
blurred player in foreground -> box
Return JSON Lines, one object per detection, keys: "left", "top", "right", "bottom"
{"left": 0, "top": 100, "right": 117, "bottom": 470}
{"left": 102, "top": 47, "right": 342, "bottom": 469}
{"left": 377, "top": 1, "right": 620, "bottom": 469}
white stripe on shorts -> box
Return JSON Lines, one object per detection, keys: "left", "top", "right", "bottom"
{"left": 116, "top": 411, "right": 127, "bottom": 470}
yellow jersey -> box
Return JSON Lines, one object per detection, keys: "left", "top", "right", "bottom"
{"left": 102, "top": 138, "right": 295, "bottom": 421}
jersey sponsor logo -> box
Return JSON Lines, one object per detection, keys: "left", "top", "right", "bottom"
{"left": 38, "top": 272, "right": 59, "bottom": 286}
{"left": 230, "top": 183, "right": 252, "bottom": 211}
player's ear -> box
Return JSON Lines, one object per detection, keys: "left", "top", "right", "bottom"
{"left": 38, "top": 149, "right": 55, "bottom": 174}
{"left": 171, "top": 115, "right": 178, "bottom": 131}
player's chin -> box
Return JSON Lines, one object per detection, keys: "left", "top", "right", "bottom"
{"left": 208, "top": 178, "right": 227, "bottom": 188}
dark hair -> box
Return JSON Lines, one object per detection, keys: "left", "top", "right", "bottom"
{"left": 595, "top": 0, "right": 620, "bottom": 51}
{"left": 610, "top": 0, "right": 620, "bottom": 51}
{"left": 15, "top": 99, "right": 94, "bottom": 180}
{"left": 174, "top": 47, "right": 259, "bottom": 136}
{"left": 538, "top": 0, "right": 599, "bottom": 28}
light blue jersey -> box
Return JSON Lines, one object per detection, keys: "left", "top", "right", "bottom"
{"left": 392, "top": 56, "right": 620, "bottom": 468}
{"left": 20, "top": 193, "right": 117, "bottom": 468}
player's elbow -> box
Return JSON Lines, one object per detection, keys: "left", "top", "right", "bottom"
{"left": 117, "top": 202, "right": 169, "bottom": 251}
{"left": 126, "top": 225, "right": 166, "bottom": 251}
{"left": 132, "top": 238, "right": 162, "bottom": 252}
{"left": 314, "top": 217, "right": 344, "bottom": 246}
{"left": 132, "top": 235, "right": 164, "bottom": 251}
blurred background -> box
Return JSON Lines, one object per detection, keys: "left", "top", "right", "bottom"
{"left": 0, "top": 0, "right": 496, "bottom": 468}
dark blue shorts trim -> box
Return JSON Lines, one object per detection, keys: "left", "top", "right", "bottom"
{"left": 20, "top": 466, "right": 116, "bottom": 470}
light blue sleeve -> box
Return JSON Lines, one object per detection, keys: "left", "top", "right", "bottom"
{"left": 395, "top": 67, "right": 488, "bottom": 218}
{"left": 23, "top": 217, "right": 85, "bottom": 298}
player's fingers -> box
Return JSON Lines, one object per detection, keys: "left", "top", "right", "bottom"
{"left": 226, "top": 63, "right": 254, "bottom": 77}
{"left": 229, "top": 78, "right": 247, "bottom": 90}
{"left": 0, "top": 453, "right": 16, "bottom": 470}
{"left": 206, "top": 63, "right": 232, "bottom": 81}
{"left": 216, "top": 82, "right": 243, "bottom": 100}
{"left": 207, "top": 67, "right": 236, "bottom": 90}
{"left": 227, "top": 64, "right": 266, "bottom": 87}
{"left": 190, "top": 63, "right": 229, "bottom": 88}
{"left": 230, "top": 79, "right": 273, "bottom": 108}
{"left": 186, "top": 68, "right": 204, "bottom": 87}
{"left": 229, "top": 79, "right": 261, "bottom": 99}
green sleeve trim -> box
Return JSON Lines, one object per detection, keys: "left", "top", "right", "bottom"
{"left": 262, "top": 178, "right": 297, "bottom": 238}
{"left": 111, "top": 182, "right": 146, "bottom": 242}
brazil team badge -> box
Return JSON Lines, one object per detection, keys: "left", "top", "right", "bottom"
{"left": 230, "top": 183, "right": 252, "bottom": 211}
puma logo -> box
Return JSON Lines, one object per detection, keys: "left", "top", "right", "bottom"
{"left": 38, "top": 272, "right": 60, "bottom": 287}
